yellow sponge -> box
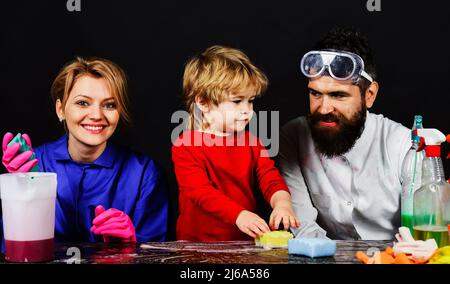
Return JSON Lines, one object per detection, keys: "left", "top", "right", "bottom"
{"left": 255, "top": 231, "right": 293, "bottom": 249}
{"left": 429, "top": 246, "right": 450, "bottom": 264}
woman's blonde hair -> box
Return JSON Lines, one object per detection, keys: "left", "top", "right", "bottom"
{"left": 182, "top": 45, "right": 268, "bottom": 130}
{"left": 51, "top": 56, "right": 131, "bottom": 125}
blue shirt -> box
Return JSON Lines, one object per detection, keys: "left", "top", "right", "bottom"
{"left": 1, "top": 135, "right": 168, "bottom": 247}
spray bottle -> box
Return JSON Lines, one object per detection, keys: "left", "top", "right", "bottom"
{"left": 413, "top": 128, "right": 450, "bottom": 247}
{"left": 400, "top": 115, "right": 425, "bottom": 232}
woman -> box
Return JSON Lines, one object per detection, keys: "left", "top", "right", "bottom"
{"left": 1, "top": 57, "right": 168, "bottom": 243}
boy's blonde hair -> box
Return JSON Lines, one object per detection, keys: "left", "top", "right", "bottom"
{"left": 183, "top": 45, "right": 268, "bottom": 130}
{"left": 51, "top": 56, "right": 131, "bottom": 125}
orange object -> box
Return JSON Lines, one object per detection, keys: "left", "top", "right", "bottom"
{"left": 373, "top": 251, "right": 382, "bottom": 264}
{"left": 394, "top": 253, "right": 412, "bottom": 264}
{"left": 380, "top": 251, "right": 395, "bottom": 264}
{"left": 355, "top": 245, "right": 433, "bottom": 264}
{"left": 410, "top": 257, "right": 429, "bottom": 264}
{"left": 446, "top": 135, "right": 450, "bottom": 160}
{"left": 356, "top": 251, "right": 370, "bottom": 264}
{"left": 385, "top": 246, "right": 394, "bottom": 255}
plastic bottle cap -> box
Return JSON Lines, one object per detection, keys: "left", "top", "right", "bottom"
{"left": 425, "top": 145, "right": 441, "bottom": 157}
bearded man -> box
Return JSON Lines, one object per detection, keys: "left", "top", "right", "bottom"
{"left": 278, "top": 27, "right": 411, "bottom": 240}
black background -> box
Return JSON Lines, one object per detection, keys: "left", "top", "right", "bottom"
{"left": 0, "top": 0, "right": 449, "bottom": 240}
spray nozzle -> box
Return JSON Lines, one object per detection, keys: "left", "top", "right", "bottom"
{"left": 415, "top": 129, "right": 447, "bottom": 157}
{"left": 411, "top": 115, "right": 423, "bottom": 143}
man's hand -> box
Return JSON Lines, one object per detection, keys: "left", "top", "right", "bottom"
{"left": 269, "top": 203, "right": 300, "bottom": 230}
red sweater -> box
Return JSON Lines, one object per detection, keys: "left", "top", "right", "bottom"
{"left": 172, "top": 130, "right": 289, "bottom": 241}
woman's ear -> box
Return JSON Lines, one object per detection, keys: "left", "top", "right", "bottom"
{"left": 195, "top": 96, "right": 210, "bottom": 113}
{"left": 55, "top": 99, "right": 65, "bottom": 122}
{"left": 365, "top": 81, "right": 379, "bottom": 109}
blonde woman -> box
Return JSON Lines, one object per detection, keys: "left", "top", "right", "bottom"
{"left": 2, "top": 57, "right": 168, "bottom": 244}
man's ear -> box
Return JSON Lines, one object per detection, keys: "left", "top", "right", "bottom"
{"left": 55, "top": 99, "right": 65, "bottom": 122}
{"left": 195, "top": 96, "right": 210, "bottom": 113}
{"left": 365, "top": 81, "right": 379, "bottom": 109}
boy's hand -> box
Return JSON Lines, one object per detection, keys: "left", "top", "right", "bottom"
{"left": 235, "top": 210, "right": 270, "bottom": 238}
{"left": 269, "top": 201, "right": 300, "bottom": 230}
{"left": 269, "top": 191, "right": 300, "bottom": 230}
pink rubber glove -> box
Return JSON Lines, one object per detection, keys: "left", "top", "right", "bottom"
{"left": 90, "top": 205, "right": 137, "bottom": 243}
{"left": 2, "top": 132, "right": 38, "bottom": 173}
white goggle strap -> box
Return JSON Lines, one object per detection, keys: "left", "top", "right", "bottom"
{"left": 361, "top": 70, "right": 373, "bottom": 82}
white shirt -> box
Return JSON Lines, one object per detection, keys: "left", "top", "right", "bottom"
{"left": 278, "top": 112, "right": 411, "bottom": 240}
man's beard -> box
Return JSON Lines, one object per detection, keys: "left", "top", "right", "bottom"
{"left": 307, "top": 103, "right": 367, "bottom": 158}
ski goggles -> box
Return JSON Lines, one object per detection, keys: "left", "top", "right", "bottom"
{"left": 300, "top": 50, "right": 373, "bottom": 83}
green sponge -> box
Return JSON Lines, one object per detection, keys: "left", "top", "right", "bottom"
{"left": 7, "top": 133, "right": 40, "bottom": 172}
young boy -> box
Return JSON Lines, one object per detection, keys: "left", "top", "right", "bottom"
{"left": 172, "top": 45, "right": 299, "bottom": 241}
